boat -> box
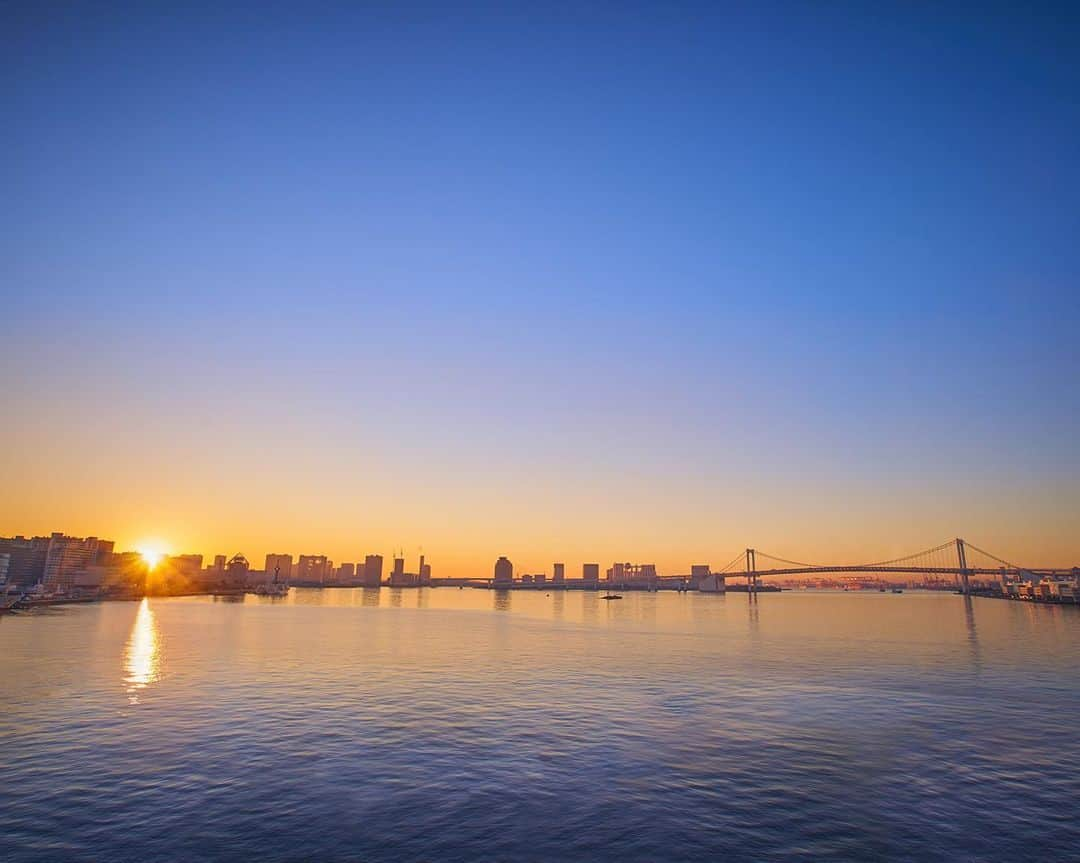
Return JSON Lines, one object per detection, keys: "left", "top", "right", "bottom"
{"left": 891, "top": 588, "right": 904, "bottom": 594}
{"left": 254, "top": 565, "right": 290, "bottom": 597}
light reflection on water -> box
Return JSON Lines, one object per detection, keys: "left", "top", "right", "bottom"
{"left": 0, "top": 589, "right": 1077, "bottom": 862}
{"left": 123, "top": 597, "right": 161, "bottom": 700}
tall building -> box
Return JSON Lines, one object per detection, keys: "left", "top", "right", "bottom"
{"left": 154, "top": 554, "right": 203, "bottom": 593}
{"left": 0, "top": 553, "right": 9, "bottom": 586}
{"left": 265, "top": 554, "right": 293, "bottom": 582}
{"left": 494, "top": 556, "right": 513, "bottom": 584}
{"left": 336, "top": 562, "right": 355, "bottom": 581}
{"left": 390, "top": 555, "right": 407, "bottom": 586}
{"left": 582, "top": 563, "right": 600, "bottom": 585}
{"left": 420, "top": 561, "right": 432, "bottom": 584}
{"left": 42, "top": 533, "right": 113, "bottom": 591}
{"left": 296, "top": 555, "right": 330, "bottom": 584}
{"left": 165, "top": 554, "right": 203, "bottom": 579}
{"left": 0, "top": 536, "right": 50, "bottom": 587}
{"left": 553, "top": 563, "right": 565, "bottom": 584}
{"left": 363, "top": 554, "right": 383, "bottom": 587}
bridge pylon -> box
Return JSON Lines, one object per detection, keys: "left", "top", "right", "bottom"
{"left": 745, "top": 548, "right": 757, "bottom": 594}
{"left": 955, "top": 538, "right": 971, "bottom": 596}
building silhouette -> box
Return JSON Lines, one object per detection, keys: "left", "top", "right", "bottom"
{"left": 336, "top": 562, "right": 355, "bottom": 582}
{"left": 553, "top": 563, "right": 565, "bottom": 584}
{"left": 42, "top": 533, "right": 114, "bottom": 591}
{"left": 494, "top": 556, "right": 513, "bottom": 584}
{"left": 296, "top": 554, "right": 330, "bottom": 584}
{"left": 224, "top": 554, "right": 250, "bottom": 589}
{"left": 582, "top": 563, "right": 599, "bottom": 585}
{"left": 265, "top": 554, "right": 293, "bottom": 581}
{"left": 363, "top": 554, "right": 383, "bottom": 587}
{"left": 0, "top": 535, "right": 50, "bottom": 587}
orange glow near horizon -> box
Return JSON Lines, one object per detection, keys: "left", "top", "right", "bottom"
{"left": 136, "top": 542, "right": 168, "bottom": 570}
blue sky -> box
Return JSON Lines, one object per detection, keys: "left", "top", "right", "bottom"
{"left": 3, "top": 2, "right": 1078, "bottom": 570}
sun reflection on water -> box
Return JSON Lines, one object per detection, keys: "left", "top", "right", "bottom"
{"left": 124, "top": 598, "right": 161, "bottom": 701}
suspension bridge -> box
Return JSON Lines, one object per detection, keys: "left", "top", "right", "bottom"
{"left": 689, "top": 538, "right": 1076, "bottom": 595}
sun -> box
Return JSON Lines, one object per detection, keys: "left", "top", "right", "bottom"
{"left": 136, "top": 543, "right": 167, "bottom": 569}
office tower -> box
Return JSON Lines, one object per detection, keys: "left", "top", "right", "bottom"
{"left": 390, "top": 555, "right": 406, "bottom": 585}
{"left": 553, "top": 563, "right": 565, "bottom": 584}
{"left": 265, "top": 554, "right": 293, "bottom": 581}
{"left": 212, "top": 555, "right": 227, "bottom": 572}
{"left": 418, "top": 553, "right": 426, "bottom": 585}
{"left": 0, "top": 552, "right": 9, "bottom": 586}
{"left": 296, "top": 555, "right": 330, "bottom": 584}
{"left": 337, "top": 562, "right": 355, "bottom": 581}
{"left": 0, "top": 536, "right": 50, "bottom": 587}
{"left": 363, "top": 554, "right": 383, "bottom": 587}
{"left": 583, "top": 563, "right": 599, "bottom": 584}
{"left": 420, "top": 561, "right": 431, "bottom": 584}
{"left": 165, "top": 554, "right": 203, "bottom": 579}
{"left": 494, "top": 556, "right": 513, "bottom": 584}
{"left": 42, "top": 533, "right": 113, "bottom": 591}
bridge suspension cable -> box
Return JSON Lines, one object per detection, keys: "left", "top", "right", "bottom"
{"left": 850, "top": 540, "right": 956, "bottom": 570}
{"left": 962, "top": 541, "right": 1026, "bottom": 572}
{"left": 752, "top": 539, "right": 963, "bottom": 572}
{"left": 716, "top": 551, "right": 748, "bottom": 573}
{"left": 753, "top": 550, "right": 821, "bottom": 569}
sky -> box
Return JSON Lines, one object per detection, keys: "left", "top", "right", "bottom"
{"left": 2, "top": 2, "right": 1078, "bottom": 576}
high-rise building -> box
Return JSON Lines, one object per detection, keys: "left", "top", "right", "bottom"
{"left": 363, "top": 554, "right": 384, "bottom": 587}
{"left": 0, "top": 536, "right": 50, "bottom": 587}
{"left": 337, "top": 562, "right": 355, "bottom": 581}
{"left": 583, "top": 563, "right": 600, "bottom": 585}
{"left": 690, "top": 564, "right": 711, "bottom": 588}
{"left": 296, "top": 555, "right": 330, "bottom": 584}
{"left": 390, "top": 555, "right": 407, "bottom": 586}
{"left": 553, "top": 563, "right": 565, "bottom": 584}
{"left": 0, "top": 553, "right": 9, "bottom": 586}
{"left": 494, "top": 556, "right": 513, "bottom": 584}
{"left": 165, "top": 554, "right": 203, "bottom": 579}
{"left": 265, "top": 554, "right": 293, "bottom": 582}
{"left": 155, "top": 554, "right": 203, "bottom": 592}
{"left": 420, "top": 561, "right": 431, "bottom": 584}
{"left": 211, "top": 555, "right": 227, "bottom": 573}
{"left": 42, "top": 533, "right": 113, "bottom": 591}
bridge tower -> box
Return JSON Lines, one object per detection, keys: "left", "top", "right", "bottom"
{"left": 745, "top": 548, "right": 757, "bottom": 594}
{"left": 955, "top": 538, "right": 971, "bottom": 596}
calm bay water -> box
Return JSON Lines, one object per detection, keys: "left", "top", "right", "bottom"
{"left": 1, "top": 589, "right": 1077, "bottom": 862}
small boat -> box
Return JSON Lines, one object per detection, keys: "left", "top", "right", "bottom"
{"left": 891, "top": 588, "right": 904, "bottom": 594}
{"left": 255, "top": 565, "right": 290, "bottom": 597}
{"left": 601, "top": 592, "right": 623, "bottom": 601}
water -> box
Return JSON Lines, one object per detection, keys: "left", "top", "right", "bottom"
{"left": 1, "top": 589, "right": 1077, "bottom": 862}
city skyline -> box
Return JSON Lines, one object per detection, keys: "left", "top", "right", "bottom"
{"left": 3, "top": 524, "right": 1076, "bottom": 585}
